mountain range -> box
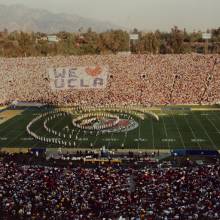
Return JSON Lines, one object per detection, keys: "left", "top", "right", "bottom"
{"left": 0, "top": 4, "right": 122, "bottom": 33}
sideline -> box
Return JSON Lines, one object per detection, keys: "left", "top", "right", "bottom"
{"left": 0, "top": 110, "right": 24, "bottom": 125}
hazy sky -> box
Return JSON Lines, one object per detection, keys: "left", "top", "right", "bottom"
{"left": 0, "top": 0, "right": 219, "bottom": 31}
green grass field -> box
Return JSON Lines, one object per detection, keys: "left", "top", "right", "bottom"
{"left": 1, "top": 106, "right": 220, "bottom": 151}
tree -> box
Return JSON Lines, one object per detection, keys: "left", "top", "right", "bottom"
{"left": 17, "top": 31, "right": 36, "bottom": 56}
{"left": 139, "top": 32, "right": 161, "bottom": 54}
{"left": 168, "top": 26, "right": 185, "bottom": 53}
{"left": 99, "top": 30, "right": 129, "bottom": 53}
{"left": 80, "top": 29, "right": 100, "bottom": 54}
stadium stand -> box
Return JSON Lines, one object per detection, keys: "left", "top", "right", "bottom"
{"left": 1, "top": 54, "right": 220, "bottom": 220}
{"left": 0, "top": 158, "right": 220, "bottom": 219}
{"left": 0, "top": 54, "right": 220, "bottom": 106}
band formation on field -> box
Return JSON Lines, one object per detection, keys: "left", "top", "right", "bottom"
{"left": 1, "top": 105, "right": 220, "bottom": 152}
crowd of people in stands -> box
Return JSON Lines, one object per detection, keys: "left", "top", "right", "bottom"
{"left": 0, "top": 54, "right": 220, "bottom": 106}
{"left": 1, "top": 54, "right": 220, "bottom": 219}
{"left": 0, "top": 159, "right": 220, "bottom": 219}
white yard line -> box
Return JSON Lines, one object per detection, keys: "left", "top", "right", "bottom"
{"left": 92, "top": 131, "right": 100, "bottom": 147}
{"left": 151, "top": 118, "right": 155, "bottom": 151}
{"left": 76, "top": 130, "right": 87, "bottom": 148}
{"left": 211, "top": 112, "right": 220, "bottom": 129}
{"left": 0, "top": 114, "right": 24, "bottom": 132}
{"left": 171, "top": 113, "right": 185, "bottom": 149}
{"left": 183, "top": 115, "right": 201, "bottom": 150}
{"left": 161, "top": 114, "right": 170, "bottom": 150}
{"left": 193, "top": 113, "right": 217, "bottom": 150}
{"left": 75, "top": 129, "right": 84, "bottom": 148}
{"left": 6, "top": 113, "right": 45, "bottom": 147}
{"left": 122, "top": 131, "right": 128, "bottom": 148}
{"left": 107, "top": 132, "right": 114, "bottom": 149}
{"left": 206, "top": 115, "right": 220, "bottom": 133}
{"left": 138, "top": 118, "right": 141, "bottom": 151}
{"left": 2, "top": 116, "right": 32, "bottom": 147}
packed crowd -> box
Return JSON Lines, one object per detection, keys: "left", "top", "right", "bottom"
{"left": 0, "top": 54, "right": 220, "bottom": 106}
{"left": 1, "top": 160, "right": 220, "bottom": 219}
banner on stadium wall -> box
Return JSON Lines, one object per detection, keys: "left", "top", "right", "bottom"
{"left": 48, "top": 65, "right": 108, "bottom": 90}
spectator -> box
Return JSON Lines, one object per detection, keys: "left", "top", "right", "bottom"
{"left": 1, "top": 54, "right": 219, "bottom": 106}
{"left": 0, "top": 160, "right": 220, "bottom": 219}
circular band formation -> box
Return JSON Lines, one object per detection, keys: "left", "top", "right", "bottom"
{"left": 72, "top": 112, "right": 120, "bottom": 131}
{"left": 25, "top": 108, "right": 152, "bottom": 147}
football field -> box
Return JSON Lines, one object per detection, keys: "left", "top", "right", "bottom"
{"left": 1, "top": 106, "right": 220, "bottom": 151}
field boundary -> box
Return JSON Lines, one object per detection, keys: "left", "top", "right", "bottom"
{"left": 2, "top": 147, "right": 220, "bottom": 154}
{"left": 0, "top": 147, "right": 170, "bottom": 153}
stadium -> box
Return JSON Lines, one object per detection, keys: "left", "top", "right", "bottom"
{"left": 1, "top": 54, "right": 220, "bottom": 219}
{"left": 1, "top": 1, "right": 220, "bottom": 219}
{"left": 1, "top": 54, "right": 220, "bottom": 152}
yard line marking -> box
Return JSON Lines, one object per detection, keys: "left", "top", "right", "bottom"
{"left": 161, "top": 113, "right": 170, "bottom": 150}
{"left": 6, "top": 126, "right": 32, "bottom": 147}
{"left": 1, "top": 113, "right": 35, "bottom": 147}
{"left": 107, "top": 132, "right": 114, "bottom": 149}
{"left": 20, "top": 137, "right": 33, "bottom": 141}
{"left": 0, "top": 113, "right": 25, "bottom": 133}
{"left": 75, "top": 130, "right": 86, "bottom": 148}
{"left": 193, "top": 113, "right": 217, "bottom": 150}
{"left": 92, "top": 130, "right": 100, "bottom": 147}
{"left": 171, "top": 113, "right": 185, "bottom": 149}
{"left": 183, "top": 115, "right": 201, "bottom": 150}
{"left": 122, "top": 131, "right": 127, "bottom": 148}
{"left": 138, "top": 118, "right": 141, "bottom": 151}
{"left": 206, "top": 115, "right": 220, "bottom": 133}
{"left": 74, "top": 114, "right": 90, "bottom": 147}
{"left": 0, "top": 110, "right": 24, "bottom": 125}
{"left": 211, "top": 111, "right": 220, "bottom": 125}
{"left": 205, "top": 114, "right": 220, "bottom": 147}
{"left": 75, "top": 128, "right": 84, "bottom": 148}
{"left": 151, "top": 118, "right": 155, "bottom": 151}
{"left": 191, "top": 138, "right": 206, "bottom": 142}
